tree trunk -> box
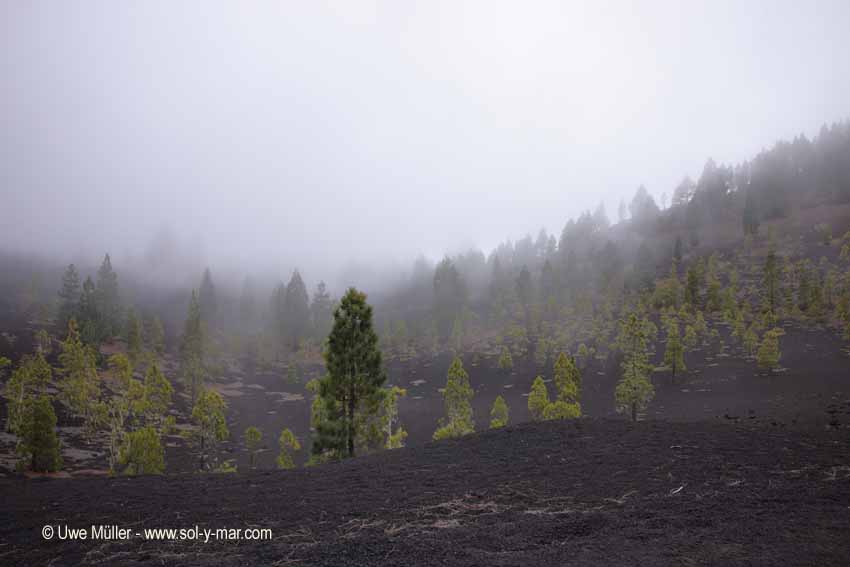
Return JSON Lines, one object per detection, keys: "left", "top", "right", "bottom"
{"left": 631, "top": 402, "right": 637, "bottom": 422}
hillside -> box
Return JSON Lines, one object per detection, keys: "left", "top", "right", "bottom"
{"left": 2, "top": 418, "right": 849, "bottom": 566}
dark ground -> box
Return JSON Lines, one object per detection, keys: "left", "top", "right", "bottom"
{"left": 2, "top": 418, "right": 849, "bottom": 566}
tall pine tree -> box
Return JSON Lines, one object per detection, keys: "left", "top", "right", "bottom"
{"left": 96, "top": 253, "right": 120, "bottom": 338}
{"left": 180, "top": 291, "right": 205, "bottom": 404}
{"left": 57, "top": 264, "right": 81, "bottom": 330}
{"left": 313, "top": 289, "right": 386, "bottom": 459}
{"left": 199, "top": 268, "right": 218, "bottom": 325}
{"left": 282, "top": 270, "right": 310, "bottom": 350}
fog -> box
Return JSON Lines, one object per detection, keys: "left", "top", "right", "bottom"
{"left": 3, "top": 1, "right": 850, "bottom": 293}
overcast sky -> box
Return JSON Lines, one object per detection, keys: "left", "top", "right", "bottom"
{"left": 3, "top": 1, "right": 849, "bottom": 289}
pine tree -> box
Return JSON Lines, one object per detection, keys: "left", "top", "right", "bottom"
{"left": 663, "top": 318, "right": 686, "bottom": 383}
{"left": 552, "top": 352, "right": 581, "bottom": 404}
{"left": 528, "top": 376, "right": 550, "bottom": 421}
{"left": 515, "top": 265, "right": 534, "bottom": 331}
{"left": 489, "top": 395, "right": 509, "bottom": 429}
{"left": 742, "top": 190, "right": 759, "bottom": 236}
{"left": 16, "top": 395, "right": 62, "bottom": 472}
{"left": 57, "top": 264, "right": 81, "bottom": 330}
{"left": 310, "top": 281, "right": 334, "bottom": 342}
{"left": 103, "top": 353, "right": 138, "bottom": 472}
{"left": 498, "top": 346, "right": 513, "bottom": 371}
{"left": 143, "top": 362, "right": 173, "bottom": 431}
{"left": 743, "top": 325, "right": 760, "bottom": 358}
{"left": 685, "top": 266, "right": 699, "bottom": 308}
{"left": 58, "top": 319, "right": 102, "bottom": 437}
{"left": 313, "top": 289, "right": 386, "bottom": 459}
{"left": 433, "top": 357, "right": 475, "bottom": 440}
{"left": 282, "top": 270, "right": 311, "bottom": 350}
{"left": 191, "top": 389, "right": 229, "bottom": 470}
{"left": 35, "top": 328, "right": 52, "bottom": 356}
{"left": 433, "top": 258, "right": 466, "bottom": 340}
{"left": 576, "top": 343, "right": 590, "bottom": 368}
{"left": 78, "top": 276, "right": 103, "bottom": 345}
{"left": 615, "top": 313, "right": 655, "bottom": 421}
{"left": 198, "top": 268, "right": 218, "bottom": 325}
{"left": 96, "top": 253, "right": 120, "bottom": 338}
{"left": 543, "top": 399, "right": 582, "bottom": 420}
{"left": 757, "top": 328, "right": 785, "bottom": 372}
{"left": 276, "top": 428, "right": 301, "bottom": 469}
{"left": 150, "top": 316, "right": 165, "bottom": 356}
{"left": 119, "top": 426, "right": 164, "bottom": 475}
{"left": 382, "top": 386, "right": 408, "bottom": 449}
{"left": 243, "top": 426, "right": 262, "bottom": 469}
{"left": 5, "top": 353, "right": 51, "bottom": 434}
{"left": 180, "top": 291, "right": 205, "bottom": 404}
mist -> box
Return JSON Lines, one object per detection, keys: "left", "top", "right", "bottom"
{"left": 3, "top": 1, "right": 850, "bottom": 294}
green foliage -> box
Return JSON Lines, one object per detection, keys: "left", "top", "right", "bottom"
{"left": 434, "top": 257, "right": 467, "bottom": 340}
{"left": 552, "top": 352, "right": 581, "bottom": 404}
{"left": 382, "top": 386, "right": 408, "bottom": 449}
{"left": 685, "top": 266, "right": 700, "bottom": 308}
{"left": 278, "top": 270, "right": 310, "bottom": 350}
{"left": 615, "top": 313, "right": 655, "bottom": 421}
{"left": 58, "top": 263, "right": 81, "bottom": 330}
{"left": 58, "top": 319, "right": 102, "bottom": 437}
{"left": 433, "top": 357, "right": 475, "bottom": 440}
{"left": 119, "top": 426, "right": 164, "bottom": 475}
{"left": 526, "top": 354, "right": 582, "bottom": 421}
{"left": 542, "top": 399, "right": 581, "bottom": 420}
{"left": 311, "top": 281, "right": 335, "bottom": 343}
{"left": 96, "top": 253, "right": 121, "bottom": 338}
{"left": 497, "top": 346, "right": 513, "bottom": 371}
{"left": 5, "top": 353, "right": 51, "bottom": 435}
{"left": 16, "top": 395, "right": 62, "bottom": 473}
{"left": 276, "top": 428, "right": 301, "bottom": 469}
{"left": 743, "top": 325, "right": 760, "bottom": 357}
{"left": 527, "top": 376, "right": 550, "bottom": 421}
{"left": 143, "top": 362, "right": 173, "bottom": 430}
{"left": 149, "top": 316, "right": 165, "bottom": 356}
{"left": 35, "top": 329, "right": 52, "bottom": 356}
{"left": 742, "top": 190, "right": 759, "bottom": 236}
{"left": 244, "top": 426, "right": 262, "bottom": 469}
{"left": 663, "top": 318, "right": 686, "bottom": 382}
{"left": 489, "top": 395, "right": 509, "bottom": 429}
{"left": 576, "top": 343, "right": 590, "bottom": 368}
{"left": 180, "top": 291, "right": 205, "bottom": 404}
{"left": 191, "top": 389, "right": 229, "bottom": 471}
{"left": 78, "top": 276, "right": 104, "bottom": 345}
{"left": 757, "top": 328, "right": 785, "bottom": 372}
{"left": 731, "top": 311, "right": 746, "bottom": 343}
{"left": 313, "top": 288, "right": 386, "bottom": 459}
{"left": 840, "top": 231, "right": 850, "bottom": 261}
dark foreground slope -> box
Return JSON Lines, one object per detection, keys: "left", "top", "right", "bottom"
{"left": 2, "top": 419, "right": 850, "bottom": 566}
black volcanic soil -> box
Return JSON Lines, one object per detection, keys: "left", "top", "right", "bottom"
{"left": 2, "top": 418, "right": 849, "bottom": 566}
